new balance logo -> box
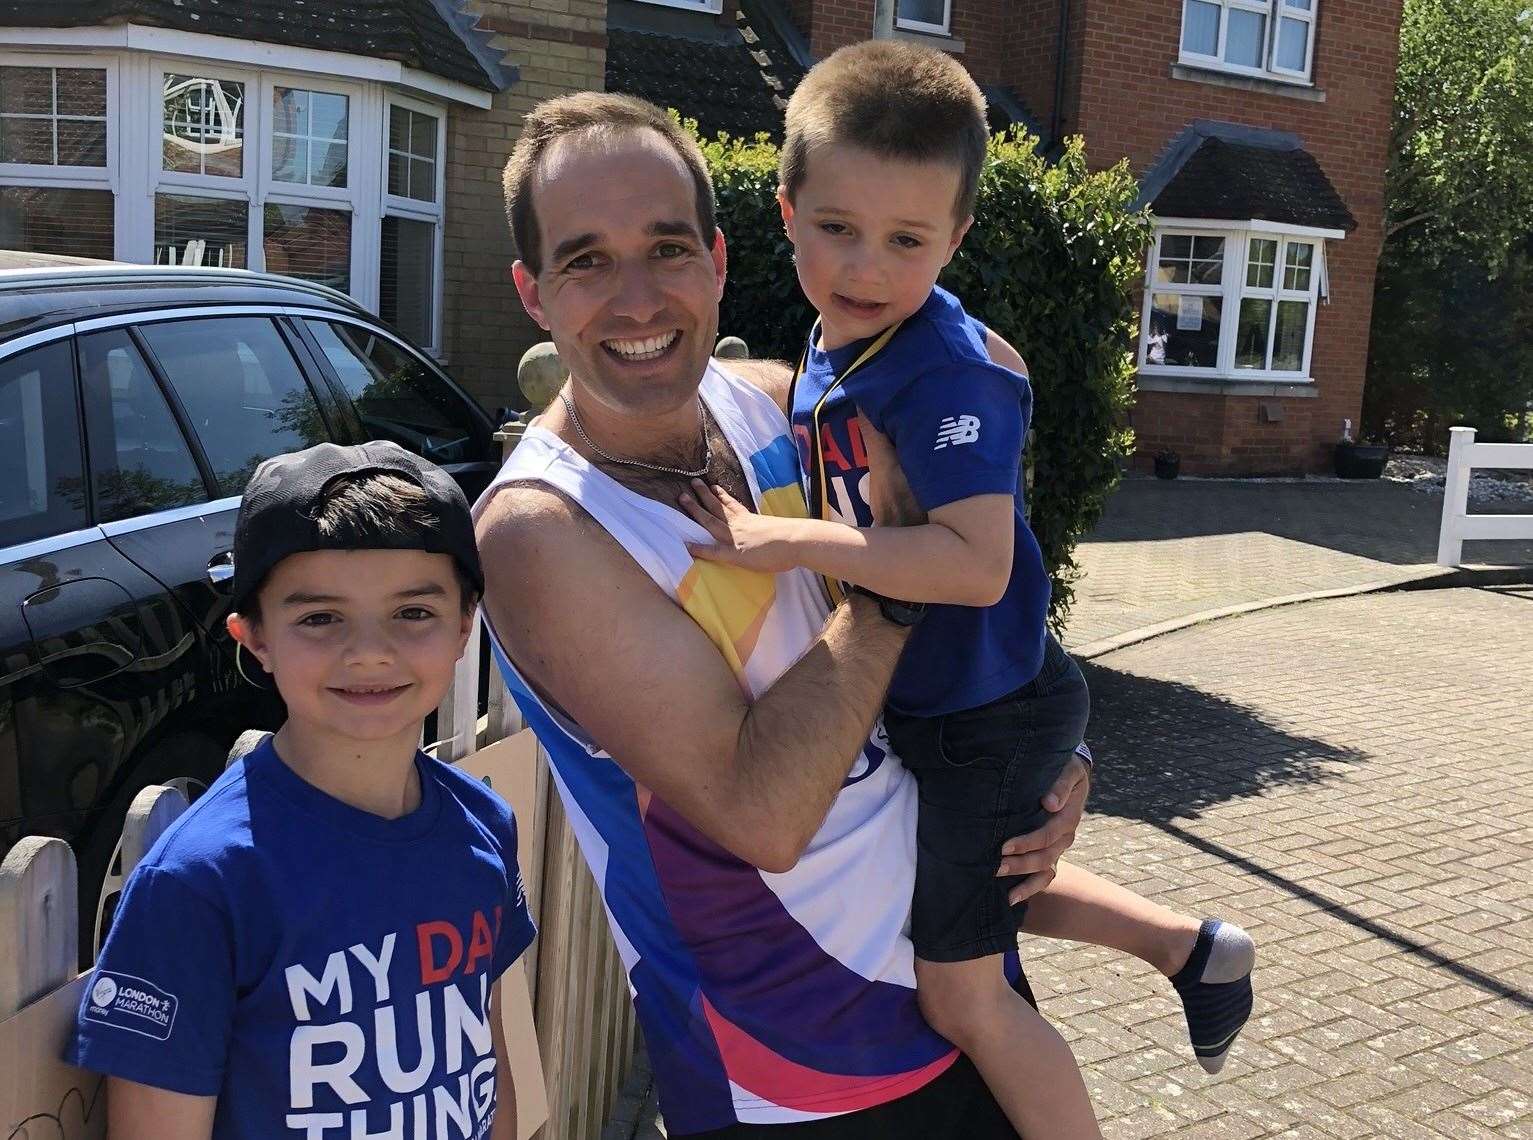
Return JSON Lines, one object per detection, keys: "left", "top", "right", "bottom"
{"left": 934, "top": 415, "right": 981, "bottom": 450}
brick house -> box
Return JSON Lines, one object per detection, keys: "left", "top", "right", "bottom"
{"left": 604, "top": 0, "right": 1403, "bottom": 475}
{"left": 0, "top": 0, "right": 603, "bottom": 412}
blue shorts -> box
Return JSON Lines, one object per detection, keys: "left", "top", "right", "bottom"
{"left": 884, "top": 634, "right": 1091, "bottom": 963}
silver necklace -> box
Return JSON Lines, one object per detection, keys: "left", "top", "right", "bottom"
{"left": 560, "top": 390, "right": 713, "bottom": 479}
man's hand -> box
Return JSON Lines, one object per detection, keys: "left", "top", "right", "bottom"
{"left": 681, "top": 479, "right": 807, "bottom": 573}
{"left": 859, "top": 414, "right": 926, "bottom": 529}
{"left": 996, "top": 755, "right": 1090, "bottom": 905}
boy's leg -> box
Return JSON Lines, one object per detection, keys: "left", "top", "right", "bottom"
{"left": 916, "top": 954, "right": 1101, "bottom": 1140}
{"left": 1023, "top": 862, "right": 1256, "bottom": 1073}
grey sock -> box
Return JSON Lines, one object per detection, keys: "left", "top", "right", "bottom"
{"left": 1200, "top": 922, "right": 1256, "bottom": 984}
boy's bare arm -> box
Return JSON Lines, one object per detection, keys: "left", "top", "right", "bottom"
{"left": 682, "top": 482, "right": 1014, "bottom": 607}
{"left": 476, "top": 484, "right": 910, "bottom": 874}
{"left": 108, "top": 1077, "right": 216, "bottom": 1140}
{"left": 490, "top": 981, "right": 518, "bottom": 1140}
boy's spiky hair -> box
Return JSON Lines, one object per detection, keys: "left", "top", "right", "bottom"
{"left": 780, "top": 40, "right": 989, "bottom": 221}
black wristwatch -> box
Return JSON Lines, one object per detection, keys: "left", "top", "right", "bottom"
{"left": 849, "top": 584, "right": 927, "bottom": 627}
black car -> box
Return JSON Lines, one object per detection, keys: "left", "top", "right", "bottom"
{"left": 0, "top": 255, "right": 501, "bottom": 955}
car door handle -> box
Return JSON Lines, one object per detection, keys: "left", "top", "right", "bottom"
{"left": 207, "top": 551, "right": 235, "bottom": 589}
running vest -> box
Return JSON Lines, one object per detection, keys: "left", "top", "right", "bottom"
{"left": 477, "top": 361, "right": 956, "bottom": 1133}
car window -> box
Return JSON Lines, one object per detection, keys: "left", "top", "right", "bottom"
{"left": 138, "top": 317, "right": 329, "bottom": 497}
{"left": 304, "top": 320, "right": 484, "bottom": 464}
{"left": 0, "top": 341, "right": 87, "bottom": 547}
{"left": 78, "top": 330, "right": 208, "bottom": 523}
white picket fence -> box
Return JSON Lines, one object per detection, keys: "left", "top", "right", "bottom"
{"left": 1436, "top": 426, "right": 1533, "bottom": 566}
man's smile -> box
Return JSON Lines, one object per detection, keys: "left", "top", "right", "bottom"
{"left": 603, "top": 330, "right": 681, "bottom": 362}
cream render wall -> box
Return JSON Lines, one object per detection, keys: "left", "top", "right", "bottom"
{"left": 441, "top": 0, "right": 607, "bottom": 412}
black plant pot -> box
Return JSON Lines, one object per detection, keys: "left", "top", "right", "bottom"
{"left": 1334, "top": 442, "right": 1389, "bottom": 479}
{"left": 1154, "top": 455, "right": 1180, "bottom": 480}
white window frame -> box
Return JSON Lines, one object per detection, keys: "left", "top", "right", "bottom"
{"left": 1178, "top": 0, "right": 1318, "bottom": 84}
{"left": 1137, "top": 219, "right": 1342, "bottom": 383}
{"left": 896, "top": 0, "right": 953, "bottom": 36}
{"left": 2, "top": 43, "right": 444, "bottom": 337}
{"left": 381, "top": 94, "right": 446, "bottom": 353}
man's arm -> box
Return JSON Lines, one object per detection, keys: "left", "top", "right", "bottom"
{"left": 476, "top": 485, "right": 910, "bottom": 873}
{"left": 717, "top": 357, "right": 794, "bottom": 415}
{"left": 985, "top": 328, "right": 1028, "bottom": 376}
{"left": 109, "top": 1078, "right": 216, "bottom": 1140}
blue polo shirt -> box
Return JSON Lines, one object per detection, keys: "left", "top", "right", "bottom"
{"left": 69, "top": 736, "right": 536, "bottom": 1138}
{"left": 790, "top": 285, "right": 1051, "bottom": 717}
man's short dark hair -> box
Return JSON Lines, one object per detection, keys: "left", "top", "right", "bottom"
{"left": 780, "top": 40, "right": 989, "bottom": 222}
{"left": 502, "top": 92, "right": 717, "bottom": 274}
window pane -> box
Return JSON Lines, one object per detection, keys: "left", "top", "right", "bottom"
{"left": 0, "top": 186, "right": 114, "bottom": 259}
{"left": 1148, "top": 293, "right": 1222, "bottom": 368}
{"left": 0, "top": 118, "right": 52, "bottom": 164}
{"left": 409, "top": 112, "right": 438, "bottom": 160}
{"left": 408, "top": 158, "right": 436, "bottom": 202}
{"left": 264, "top": 203, "right": 351, "bottom": 292}
{"left": 1247, "top": 238, "right": 1277, "bottom": 288}
{"left": 57, "top": 68, "right": 107, "bottom": 118}
{"left": 1182, "top": 0, "right": 1221, "bottom": 55}
{"left": 1276, "top": 17, "right": 1309, "bottom": 70}
{"left": 388, "top": 105, "right": 409, "bottom": 154}
{"left": 1284, "top": 0, "right": 1312, "bottom": 10}
{"left": 0, "top": 342, "right": 86, "bottom": 547}
{"left": 55, "top": 118, "right": 106, "bottom": 166}
{"left": 1191, "top": 236, "right": 1225, "bottom": 284}
{"left": 1272, "top": 300, "right": 1309, "bottom": 371}
{"left": 78, "top": 329, "right": 207, "bottom": 522}
{"left": 163, "top": 75, "right": 244, "bottom": 177}
{"left": 896, "top": 0, "right": 946, "bottom": 26}
{"left": 306, "top": 320, "right": 483, "bottom": 464}
{"left": 380, "top": 216, "right": 436, "bottom": 347}
{"left": 154, "top": 193, "right": 248, "bottom": 268}
{"left": 1235, "top": 298, "right": 1273, "bottom": 369}
{"left": 139, "top": 317, "right": 328, "bottom": 497}
{"left": 273, "top": 87, "right": 348, "bottom": 187}
{"left": 0, "top": 67, "right": 51, "bottom": 115}
{"left": 1284, "top": 241, "right": 1314, "bottom": 290}
{"left": 1225, "top": 8, "right": 1266, "bottom": 66}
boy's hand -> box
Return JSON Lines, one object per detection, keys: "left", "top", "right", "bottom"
{"left": 681, "top": 479, "right": 807, "bottom": 573}
{"left": 860, "top": 415, "right": 925, "bottom": 529}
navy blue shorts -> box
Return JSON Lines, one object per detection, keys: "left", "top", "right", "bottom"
{"left": 884, "top": 634, "right": 1091, "bottom": 963}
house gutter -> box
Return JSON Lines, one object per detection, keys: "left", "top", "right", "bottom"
{"left": 1050, "top": 0, "right": 1070, "bottom": 147}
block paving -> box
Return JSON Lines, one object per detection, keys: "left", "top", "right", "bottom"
{"left": 1028, "top": 586, "right": 1533, "bottom": 1138}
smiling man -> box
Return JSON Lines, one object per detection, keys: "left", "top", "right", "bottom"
{"left": 471, "top": 92, "right": 1093, "bottom": 1139}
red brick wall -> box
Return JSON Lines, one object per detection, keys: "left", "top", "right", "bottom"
{"left": 948, "top": 0, "right": 1008, "bottom": 86}
{"left": 1004, "top": 0, "right": 1065, "bottom": 136}
{"left": 1070, "top": 0, "right": 1401, "bottom": 474}
{"left": 804, "top": 0, "right": 875, "bottom": 56}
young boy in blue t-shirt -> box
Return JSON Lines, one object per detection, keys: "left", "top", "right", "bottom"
{"left": 680, "top": 40, "right": 1256, "bottom": 1139}
{"left": 69, "top": 441, "right": 536, "bottom": 1139}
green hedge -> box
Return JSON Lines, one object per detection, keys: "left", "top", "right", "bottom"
{"left": 698, "top": 126, "right": 1151, "bottom": 626}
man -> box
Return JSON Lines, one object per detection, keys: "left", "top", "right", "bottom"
{"left": 475, "top": 93, "right": 1195, "bottom": 1138}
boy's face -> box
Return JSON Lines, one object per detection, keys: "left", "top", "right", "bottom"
{"left": 228, "top": 549, "right": 473, "bottom": 748}
{"left": 780, "top": 144, "right": 971, "bottom": 350}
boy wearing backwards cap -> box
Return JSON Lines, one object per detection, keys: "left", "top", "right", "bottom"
{"left": 69, "top": 441, "right": 535, "bottom": 1140}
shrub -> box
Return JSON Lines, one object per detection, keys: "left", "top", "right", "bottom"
{"left": 698, "top": 126, "right": 1151, "bottom": 626}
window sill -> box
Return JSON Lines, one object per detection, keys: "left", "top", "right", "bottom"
{"left": 1170, "top": 63, "right": 1325, "bottom": 103}
{"left": 891, "top": 27, "right": 965, "bottom": 53}
{"left": 1136, "top": 372, "right": 1318, "bottom": 397}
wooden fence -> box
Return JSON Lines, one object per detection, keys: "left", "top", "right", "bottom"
{"left": 1436, "top": 426, "right": 1533, "bottom": 566}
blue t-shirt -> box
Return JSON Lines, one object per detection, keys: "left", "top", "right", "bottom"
{"left": 69, "top": 736, "right": 536, "bottom": 1139}
{"left": 791, "top": 285, "right": 1052, "bottom": 717}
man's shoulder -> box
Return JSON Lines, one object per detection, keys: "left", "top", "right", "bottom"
{"left": 475, "top": 473, "right": 609, "bottom": 556}
{"left": 712, "top": 356, "right": 795, "bottom": 415}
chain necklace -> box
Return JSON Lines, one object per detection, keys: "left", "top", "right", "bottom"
{"left": 560, "top": 390, "right": 713, "bottom": 479}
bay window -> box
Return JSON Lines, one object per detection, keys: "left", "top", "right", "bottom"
{"left": 1, "top": 48, "right": 449, "bottom": 351}
{"left": 1140, "top": 225, "right": 1331, "bottom": 381}
{"left": 1180, "top": 0, "right": 1317, "bottom": 83}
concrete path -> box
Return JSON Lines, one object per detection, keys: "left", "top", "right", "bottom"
{"left": 1062, "top": 478, "right": 1533, "bottom": 654}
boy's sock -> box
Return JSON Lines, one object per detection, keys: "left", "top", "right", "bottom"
{"left": 1170, "top": 919, "right": 1255, "bottom": 1074}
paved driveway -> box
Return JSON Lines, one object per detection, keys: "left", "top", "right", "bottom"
{"left": 1031, "top": 586, "right": 1533, "bottom": 1138}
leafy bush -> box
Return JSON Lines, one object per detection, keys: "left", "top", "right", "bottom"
{"left": 698, "top": 126, "right": 1152, "bottom": 625}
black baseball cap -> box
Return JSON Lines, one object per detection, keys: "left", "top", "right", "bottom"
{"left": 229, "top": 441, "right": 484, "bottom": 613}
